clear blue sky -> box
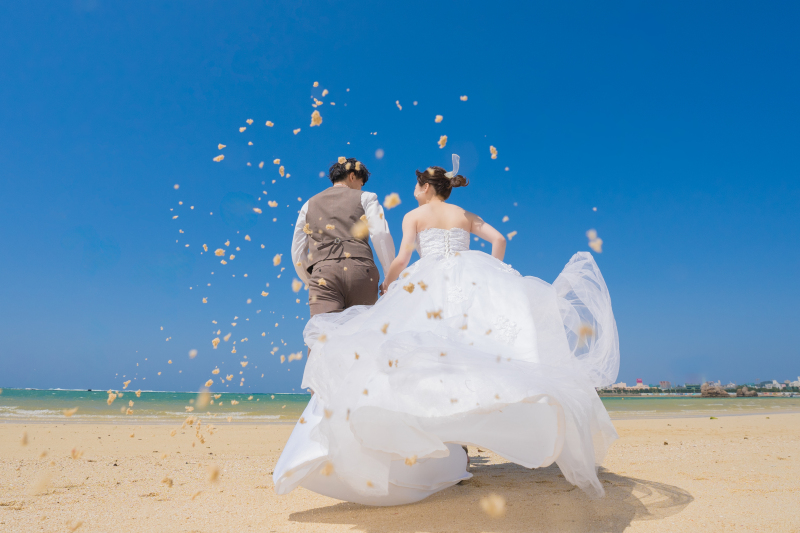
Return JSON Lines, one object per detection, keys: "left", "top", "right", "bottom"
{"left": 1, "top": 1, "right": 798, "bottom": 392}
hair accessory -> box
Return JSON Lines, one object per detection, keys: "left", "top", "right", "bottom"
{"left": 444, "top": 154, "right": 460, "bottom": 178}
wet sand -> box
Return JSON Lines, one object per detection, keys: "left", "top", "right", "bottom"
{"left": 1, "top": 413, "right": 798, "bottom": 532}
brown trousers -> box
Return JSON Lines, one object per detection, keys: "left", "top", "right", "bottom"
{"left": 308, "top": 257, "right": 379, "bottom": 317}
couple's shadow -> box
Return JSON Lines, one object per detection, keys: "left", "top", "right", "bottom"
{"left": 288, "top": 461, "right": 693, "bottom": 533}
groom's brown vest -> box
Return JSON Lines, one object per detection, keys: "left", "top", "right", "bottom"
{"left": 305, "top": 187, "right": 375, "bottom": 273}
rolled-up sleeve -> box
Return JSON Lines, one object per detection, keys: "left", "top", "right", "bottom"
{"left": 291, "top": 202, "right": 311, "bottom": 286}
{"left": 361, "top": 191, "right": 396, "bottom": 277}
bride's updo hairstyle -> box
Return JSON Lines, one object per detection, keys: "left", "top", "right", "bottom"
{"left": 415, "top": 166, "right": 469, "bottom": 200}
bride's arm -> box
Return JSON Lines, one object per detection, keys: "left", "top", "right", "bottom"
{"left": 379, "top": 213, "right": 417, "bottom": 294}
{"left": 468, "top": 212, "right": 506, "bottom": 261}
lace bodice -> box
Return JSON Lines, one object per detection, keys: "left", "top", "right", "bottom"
{"left": 415, "top": 227, "right": 470, "bottom": 258}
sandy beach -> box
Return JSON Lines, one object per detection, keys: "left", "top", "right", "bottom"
{"left": 1, "top": 413, "right": 798, "bottom": 532}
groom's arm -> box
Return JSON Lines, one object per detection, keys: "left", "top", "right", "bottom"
{"left": 360, "top": 192, "right": 396, "bottom": 277}
{"left": 291, "top": 201, "right": 311, "bottom": 286}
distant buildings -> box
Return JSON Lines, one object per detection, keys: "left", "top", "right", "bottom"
{"left": 610, "top": 379, "right": 650, "bottom": 391}
{"left": 602, "top": 376, "right": 800, "bottom": 394}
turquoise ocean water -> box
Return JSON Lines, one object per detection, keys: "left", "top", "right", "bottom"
{"left": 1, "top": 389, "right": 799, "bottom": 423}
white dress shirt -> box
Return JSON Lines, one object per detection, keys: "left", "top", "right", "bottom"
{"left": 291, "top": 191, "right": 396, "bottom": 286}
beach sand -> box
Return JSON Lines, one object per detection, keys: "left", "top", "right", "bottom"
{"left": 1, "top": 413, "right": 798, "bottom": 532}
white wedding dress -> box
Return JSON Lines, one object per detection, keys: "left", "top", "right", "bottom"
{"left": 273, "top": 228, "right": 620, "bottom": 505}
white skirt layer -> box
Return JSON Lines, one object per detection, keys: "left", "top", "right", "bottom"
{"left": 273, "top": 251, "right": 619, "bottom": 504}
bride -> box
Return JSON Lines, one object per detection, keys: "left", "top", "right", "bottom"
{"left": 273, "top": 155, "right": 620, "bottom": 505}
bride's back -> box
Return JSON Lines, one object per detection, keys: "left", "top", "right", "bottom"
{"left": 414, "top": 202, "right": 471, "bottom": 233}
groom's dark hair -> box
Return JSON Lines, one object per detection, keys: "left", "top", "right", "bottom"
{"left": 328, "top": 158, "right": 370, "bottom": 185}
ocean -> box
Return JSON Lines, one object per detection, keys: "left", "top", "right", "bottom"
{"left": 1, "top": 388, "right": 799, "bottom": 423}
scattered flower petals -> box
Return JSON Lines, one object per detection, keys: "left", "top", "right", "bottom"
{"left": 460, "top": 95, "right": 468, "bottom": 101}
{"left": 507, "top": 231, "right": 517, "bottom": 240}
{"left": 218, "top": 144, "right": 226, "bottom": 150}
{"left": 480, "top": 494, "right": 506, "bottom": 517}
{"left": 253, "top": 207, "right": 262, "bottom": 214}
{"left": 292, "top": 279, "right": 303, "bottom": 292}
{"left": 383, "top": 193, "right": 401, "bottom": 209}
{"left": 435, "top": 115, "right": 443, "bottom": 123}
{"left": 213, "top": 155, "right": 224, "bottom": 162}
{"left": 350, "top": 220, "right": 369, "bottom": 239}
{"left": 266, "top": 121, "right": 274, "bottom": 127}
{"left": 438, "top": 135, "right": 447, "bottom": 149}
{"left": 273, "top": 254, "right": 282, "bottom": 266}
{"left": 310, "top": 110, "right": 322, "bottom": 126}
{"left": 293, "top": 128, "right": 301, "bottom": 135}
{"left": 490, "top": 145, "right": 498, "bottom": 159}
{"left": 586, "top": 229, "right": 603, "bottom": 253}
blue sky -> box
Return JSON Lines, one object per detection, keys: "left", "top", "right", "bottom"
{"left": 1, "top": 1, "right": 798, "bottom": 392}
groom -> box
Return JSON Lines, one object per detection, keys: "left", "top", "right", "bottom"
{"left": 291, "top": 157, "right": 395, "bottom": 317}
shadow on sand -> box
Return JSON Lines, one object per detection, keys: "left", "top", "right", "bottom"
{"left": 288, "top": 460, "right": 693, "bottom": 533}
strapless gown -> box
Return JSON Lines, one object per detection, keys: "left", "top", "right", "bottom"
{"left": 273, "top": 228, "right": 620, "bottom": 505}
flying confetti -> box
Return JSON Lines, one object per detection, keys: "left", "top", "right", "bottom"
{"left": 480, "top": 494, "right": 506, "bottom": 518}
{"left": 435, "top": 115, "right": 443, "bottom": 123}
{"left": 310, "top": 110, "right": 322, "bottom": 126}
{"left": 350, "top": 221, "right": 369, "bottom": 240}
{"left": 438, "top": 136, "right": 447, "bottom": 149}
{"left": 213, "top": 155, "right": 224, "bottom": 162}
{"left": 383, "top": 193, "right": 401, "bottom": 209}
{"left": 586, "top": 229, "right": 603, "bottom": 253}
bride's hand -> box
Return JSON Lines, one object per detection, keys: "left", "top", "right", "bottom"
{"left": 379, "top": 281, "right": 388, "bottom": 296}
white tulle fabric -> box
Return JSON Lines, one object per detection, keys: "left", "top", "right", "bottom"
{"left": 273, "top": 228, "right": 620, "bottom": 505}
